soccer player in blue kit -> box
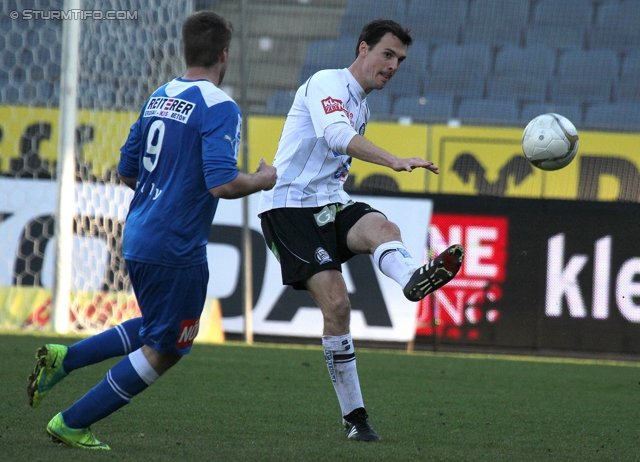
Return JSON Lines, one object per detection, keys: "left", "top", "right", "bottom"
{"left": 26, "top": 11, "right": 276, "bottom": 450}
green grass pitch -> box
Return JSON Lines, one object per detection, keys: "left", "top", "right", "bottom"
{"left": 2, "top": 331, "right": 640, "bottom": 461}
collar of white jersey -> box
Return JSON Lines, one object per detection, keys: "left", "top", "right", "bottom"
{"left": 343, "top": 68, "right": 367, "bottom": 100}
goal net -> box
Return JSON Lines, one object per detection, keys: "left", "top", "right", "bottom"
{"left": 1, "top": 0, "right": 190, "bottom": 334}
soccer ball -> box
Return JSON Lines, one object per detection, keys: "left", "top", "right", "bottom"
{"left": 521, "top": 113, "right": 579, "bottom": 171}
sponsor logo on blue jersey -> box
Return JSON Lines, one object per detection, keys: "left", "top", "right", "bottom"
{"left": 144, "top": 97, "right": 196, "bottom": 124}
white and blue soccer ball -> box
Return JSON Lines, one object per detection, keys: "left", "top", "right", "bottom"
{"left": 522, "top": 113, "right": 579, "bottom": 171}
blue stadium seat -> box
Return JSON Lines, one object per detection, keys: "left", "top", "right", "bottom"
{"left": 78, "top": 81, "right": 116, "bottom": 109}
{"left": 0, "top": 84, "right": 20, "bottom": 104}
{"left": 266, "top": 90, "right": 296, "bottom": 116}
{"left": 524, "top": 23, "right": 585, "bottom": 51}
{"left": 520, "top": 103, "right": 583, "bottom": 126}
{"left": 342, "top": 0, "right": 405, "bottom": 16}
{"left": 383, "top": 72, "right": 422, "bottom": 99}
{"left": 32, "top": 80, "right": 58, "bottom": 106}
{"left": 487, "top": 45, "right": 555, "bottom": 102}
{"left": 524, "top": 0, "right": 591, "bottom": 51}
{"left": 487, "top": 75, "right": 546, "bottom": 104}
{"left": 303, "top": 38, "right": 356, "bottom": 68}
{"left": 462, "top": 0, "right": 529, "bottom": 47}
{"left": 429, "top": 43, "right": 492, "bottom": 79}
{"left": 494, "top": 45, "right": 555, "bottom": 78}
{"left": 338, "top": 1, "right": 405, "bottom": 38}
{"left": 457, "top": 98, "right": 519, "bottom": 126}
{"left": 392, "top": 95, "right": 454, "bottom": 123}
{"left": 614, "top": 50, "right": 640, "bottom": 103}
{"left": 402, "top": 41, "right": 430, "bottom": 75}
{"left": 404, "top": 0, "right": 466, "bottom": 45}
{"left": 588, "top": 1, "right": 640, "bottom": 53}
{"left": 549, "top": 49, "right": 619, "bottom": 104}
{"left": 0, "top": 70, "right": 15, "bottom": 104}
{"left": 584, "top": 102, "right": 640, "bottom": 132}
{"left": 365, "top": 91, "right": 392, "bottom": 118}
{"left": 531, "top": 0, "right": 595, "bottom": 28}
{"left": 424, "top": 43, "right": 491, "bottom": 99}
{"left": 299, "top": 38, "right": 356, "bottom": 84}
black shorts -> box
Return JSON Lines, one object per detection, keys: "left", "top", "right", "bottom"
{"left": 260, "top": 201, "right": 384, "bottom": 290}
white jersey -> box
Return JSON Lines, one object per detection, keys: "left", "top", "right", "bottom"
{"left": 258, "top": 68, "right": 369, "bottom": 214}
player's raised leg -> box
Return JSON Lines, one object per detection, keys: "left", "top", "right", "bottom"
{"left": 27, "top": 317, "right": 144, "bottom": 408}
{"left": 346, "top": 211, "right": 464, "bottom": 301}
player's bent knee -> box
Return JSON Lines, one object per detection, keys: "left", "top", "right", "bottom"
{"left": 141, "top": 345, "right": 183, "bottom": 376}
{"left": 380, "top": 220, "right": 401, "bottom": 240}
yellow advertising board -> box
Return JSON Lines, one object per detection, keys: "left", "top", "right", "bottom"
{"left": 428, "top": 125, "right": 640, "bottom": 201}
{"left": 0, "top": 105, "right": 137, "bottom": 178}
{"left": 0, "top": 286, "right": 224, "bottom": 344}
{"left": 1, "top": 106, "right": 639, "bottom": 202}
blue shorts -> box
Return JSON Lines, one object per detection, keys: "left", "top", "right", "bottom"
{"left": 126, "top": 260, "right": 209, "bottom": 355}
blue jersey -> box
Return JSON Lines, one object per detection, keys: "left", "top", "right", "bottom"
{"left": 118, "top": 78, "right": 241, "bottom": 267}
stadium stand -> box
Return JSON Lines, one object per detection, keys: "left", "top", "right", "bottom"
{"left": 520, "top": 103, "right": 583, "bottom": 127}
{"left": 338, "top": 0, "right": 405, "bottom": 38}
{"left": 298, "top": 38, "right": 356, "bottom": 84}
{"left": 383, "top": 72, "right": 423, "bottom": 101}
{"left": 365, "top": 91, "right": 393, "bottom": 119}
{"left": 2, "top": 0, "right": 637, "bottom": 132}
{"left": 531, "top": 0, "right": 595, "bottom": 29}
{"left": 549, "top": 49, "right": 619, "bottom": 105}
{"left": 524, "top": 0, "right": 590, "bottom": 50}
{"left": 584, "top": 102, "right": 640, "bottom": 132}
{"left": 486, "top": 45, "right": 555, "bottom": 103}
{"left": 457, "top": 98, "right": 519, "bottom": 126}
{"left": 403, "top": 0, "right": 467, "bottom": 45}
{"left": 524, "top": 23, "right": 585, "bottom": 51}
{"left": 461, "top": 0, "right": 529, "bottom": 48}
{"left": 424, "top": 43, "right": 491, "bottom": 99}
{"left": 614, "top": 49, "right": 640, "bottom": 103}
{"left": 391, "top": 95, "right": 454, "bottom": 124}
{"left": 588, "top": 0, "right": 640, "bottom": 54}
{"left": 265, "top": 90, "right": 296, "bottom": 116}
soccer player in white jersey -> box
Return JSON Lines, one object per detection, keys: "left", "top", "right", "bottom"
{"left": 27, "top": 12, "right": 276, "bottom": 450}
{"left": 258, "top": 19, "right": 464, "bottom": 441}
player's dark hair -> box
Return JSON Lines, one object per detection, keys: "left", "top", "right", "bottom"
{"left": 355, "top": 19, "right": 413, "bottom": 58}
{"left": 182, "top": 11, "right": 234, "bottom": 68}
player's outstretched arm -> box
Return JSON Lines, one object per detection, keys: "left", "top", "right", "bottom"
{"left": 346, "top": 134, "right": 439, "bottom": 174}
{"left": 210, "top": 158, "right": 277, "bottom": 199}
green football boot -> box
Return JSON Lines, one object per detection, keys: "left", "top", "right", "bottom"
{"left": 46, "top": 412, "right": 110, "bottom": 450}
{"left": 27, "top": 344, "right": 69, "bottom": 408}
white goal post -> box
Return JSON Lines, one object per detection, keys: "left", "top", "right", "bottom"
{"left": 51, "top": 0, "right": 80, "bottom": 334}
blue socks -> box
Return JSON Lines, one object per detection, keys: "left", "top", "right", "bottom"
{"left": 63, "top": 317, "right": 143, "bottom": 373}
{"left": 62, "top": 349, "right": 159, "bottom": 429}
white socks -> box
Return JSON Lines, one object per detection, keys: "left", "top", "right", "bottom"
{"left": 322, "top": 333, "right": 364, "bottom": 417}
{"left": 373, "top": 240, "right": 418, "bottom": 288}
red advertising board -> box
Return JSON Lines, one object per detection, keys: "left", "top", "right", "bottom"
{"left": 416, "top": 214, "right": 508, "bottom": 341}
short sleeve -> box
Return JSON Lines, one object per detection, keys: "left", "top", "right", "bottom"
{"left": 306, "top": 71, "right": 353, "bottom": 138}
{"left": 201, "top": 100, "right": 241, "bottom": 189}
